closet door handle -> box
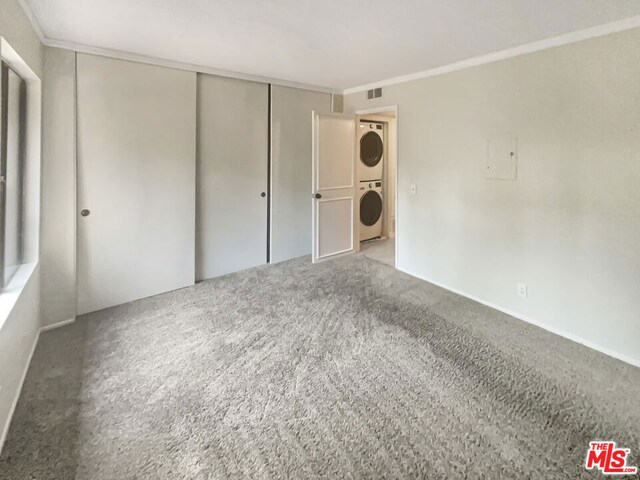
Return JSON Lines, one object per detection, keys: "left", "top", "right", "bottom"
{"left": 261, "top": 192, "right": 266, "bottom": 197}
{"left": 313, "top": 193, "right": 322, "bottom": 199}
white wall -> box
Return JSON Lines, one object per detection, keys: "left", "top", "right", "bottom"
{"left": 0, "top": 0, "right": 42, "bottom": 451}
{"left": 270, "top": 86, "right": 331, "bottom": 263}
{"left": 345, "top": 27, "right": 640, "bottom": 365}
{"left": 41, "top": 47, "right": 76, "bottom": 326}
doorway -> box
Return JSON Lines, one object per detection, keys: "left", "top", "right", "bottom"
{"left": 310, "top": 106, "right": 398, "bottom": 268}
{"left": 355, "top": 107, "right": 397, "bottom": 268}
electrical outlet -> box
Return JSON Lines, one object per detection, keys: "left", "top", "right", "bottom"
{"left": 409, "top": 183, "right": 417, "bottom": 195}
{"left": 517, "top": 283, "right": 527, "bottom": 298}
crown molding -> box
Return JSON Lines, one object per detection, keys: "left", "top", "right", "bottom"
{"left": 44, "top": 38, "right": 336, "bottom": 93}
{"left": 342, "top": 15, "right": 640, "bottom": 95}
{"left": 18, "top": 0, "right": 335, "bottom": 94}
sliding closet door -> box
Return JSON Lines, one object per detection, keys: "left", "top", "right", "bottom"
{"left": 76, "top": 54, "right": 196, "bottom": 315}
{"left": 270, "top": 86, "right": 331, "bottom": 263}
{"left": 196, "top": 75, "right": 268, "bottom": 280}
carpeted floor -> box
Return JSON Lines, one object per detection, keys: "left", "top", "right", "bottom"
{"left": 1, "top": 255, "right": 638, "bottom": 479}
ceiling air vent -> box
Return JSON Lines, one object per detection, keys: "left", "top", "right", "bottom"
{"left": 367, "top": 87, "right": 382, "bottom": 100}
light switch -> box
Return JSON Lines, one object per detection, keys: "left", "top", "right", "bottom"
{"left": 409, "top": 183, "right": 417, "bottom": 195}
{"left": 517, "top": 283, "right": 527, "bottom": 298}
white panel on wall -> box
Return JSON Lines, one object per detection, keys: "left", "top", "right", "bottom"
{"left": 76, "top": 54, "right": 196, "bottom": 315}
{"left": 270, "top": 86, "right": 331, "bottom": 263}
{"left": 486, "top": 133, "right": 517, "bottom": 180}
{"left": 317, "top": 116, "right": 354, "bottom": 190}
{"left": 196, "top": 74, "right": 268, "bottom": 280}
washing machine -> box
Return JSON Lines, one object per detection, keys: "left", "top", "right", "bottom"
{"left": 359, "top": 180, "right": 383, "bottom": 242}
{"left": 358, "top": 121, "right": 384, "bottom": 181}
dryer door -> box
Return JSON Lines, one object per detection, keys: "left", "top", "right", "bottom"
{"left": 360, "top": 131, "right": 383, "bottom": 167}
{"left": 360, "top": 190, "right": 383, "bottom": 226}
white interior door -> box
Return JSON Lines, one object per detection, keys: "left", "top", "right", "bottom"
{"left": 312, "top": 112, "right": 356, "bottom": 263}
{"left": 76, "top": 54, "right": 196, "bottom": 315}
{"left": 270, "top": 86, "right": 331, "bottom": 263}
{"left": 196, "top": 74, "right": 268, "bottom": 280}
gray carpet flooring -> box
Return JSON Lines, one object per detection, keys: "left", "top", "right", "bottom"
{"left": 1, "top": 255, "right": 638, "bottom": 479}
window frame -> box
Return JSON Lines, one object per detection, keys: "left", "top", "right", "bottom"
{"left": 0, "top": 61, "right": 27, "bottom": 289}
{"left": 0, "top": 36, "right": 42, "bottom": 329}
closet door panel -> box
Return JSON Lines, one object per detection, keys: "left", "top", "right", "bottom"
{"left": 197, "top": 75, "right": 268, "bottom": 280}
{"left": 76, "top": 54, "right": 196, "bottom": 315}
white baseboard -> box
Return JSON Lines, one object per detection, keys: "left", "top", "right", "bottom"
{"left": 398, "top": 267, "right": 640, "bottom": 369}
{"left": 0, "top": 316, "right": 76, "bottom": 455}
{"left": 41, "top": 317, "right": 75, "bottom": 332}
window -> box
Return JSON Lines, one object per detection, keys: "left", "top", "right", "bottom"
{"left": 0, "top": 61, "right": 26, "bottom": 288}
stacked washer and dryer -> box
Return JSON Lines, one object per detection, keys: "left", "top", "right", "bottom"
{"left": 358, "top": 121, "right": 384, "bottom": 242}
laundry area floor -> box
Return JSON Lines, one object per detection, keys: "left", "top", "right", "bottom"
{"left": 1, "top": 255, "right": 638, "bottom": 479}
{"left": 359, "top": 238, "right": 395, "bottom": 267}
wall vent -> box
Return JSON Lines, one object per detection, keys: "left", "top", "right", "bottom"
{"left": 367, "top": 87, "right": 382, "bottom": 100}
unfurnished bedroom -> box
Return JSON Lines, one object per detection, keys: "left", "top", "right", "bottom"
{"left": 0, "top": 1, "right": 639, "bottom": 478}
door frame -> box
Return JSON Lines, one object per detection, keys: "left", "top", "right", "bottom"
{"left": 354, "top": 105, "right": 399, "bottom": 269}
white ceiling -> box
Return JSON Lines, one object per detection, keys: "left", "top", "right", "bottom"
{"left": 23, "top": 0, "right": 640, "bottom": 91}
